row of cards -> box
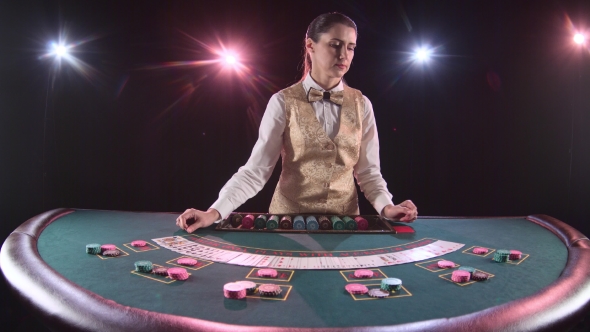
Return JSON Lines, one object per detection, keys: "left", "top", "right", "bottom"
{"left": 152, "top": 236, "right": 464, "bottom": 270}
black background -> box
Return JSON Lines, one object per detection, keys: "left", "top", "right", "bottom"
{"left": 1, "top": 0, "right": 589, "bottom": 329}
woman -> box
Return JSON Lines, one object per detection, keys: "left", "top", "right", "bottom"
{"left": 177, "top": 13, "right": 417, "bottom": 233}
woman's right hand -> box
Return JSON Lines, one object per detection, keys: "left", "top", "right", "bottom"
{"left": 176, "top": 208, "right": 221, "bottom": 233}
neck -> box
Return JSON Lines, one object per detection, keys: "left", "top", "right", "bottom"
{"left": 309, "top": 71, "right": 340, "bottom": 91}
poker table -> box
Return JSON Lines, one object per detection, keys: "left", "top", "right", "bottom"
{"left": 2, "top": 209, "right": 590, "bottom": 331}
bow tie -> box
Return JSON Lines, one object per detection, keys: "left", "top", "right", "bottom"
{"left": 307, "top": 87, "right": 344, "bottom": 105}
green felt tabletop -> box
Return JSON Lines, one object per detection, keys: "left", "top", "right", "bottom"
{"left": 37, "top": 210, "right": 567, "bottom": 328}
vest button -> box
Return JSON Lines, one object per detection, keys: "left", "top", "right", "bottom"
{"left": 325, "top": 144, "right": 334, "bottom": 150}
{"left": 324, "top": 182, "right": 330, "bottom": 188}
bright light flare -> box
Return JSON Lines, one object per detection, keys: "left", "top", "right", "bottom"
{"left": 574, "top": 33, "right": 586, "bottom": 45}
{"left": 225, "top": 55, "right": 237, "bottom": 64}
{"left": 413, "top": 47, "right": 433, "bottom": 62}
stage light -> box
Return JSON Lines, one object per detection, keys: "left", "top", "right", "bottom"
{"left": 574, "top": 33, "right": 586, "bottom": 45}
{"left": 225, "top": 55, "right": 237, "bottom": 64}
{"left": 413, "top": 47, "right": 433, "bottom": 62}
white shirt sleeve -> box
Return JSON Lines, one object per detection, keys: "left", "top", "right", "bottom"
{"left": 354, "top": 96, "right": 395, "bottom": 215}
{"left": 210, "top": 92, "right": 285, "bottom": 219}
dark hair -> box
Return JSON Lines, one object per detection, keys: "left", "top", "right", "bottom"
{"left": 300, "top": 13, "right": 357, "bottom": 81}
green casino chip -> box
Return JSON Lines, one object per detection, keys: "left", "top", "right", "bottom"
{"left": 266, "top": 215, "right": 279, "bottom": 229}
{"left": 134, "top": 260, "right": 153, "bottom": 273}
{"left": 458, "top": 266, "right": 476, "bottom": 275}
{"left": 381, "top": 278, "right": 402, "bottom": 291}
{"left": 85, "top": 243, "right": 101, "bottom": 255}
{"left": 254, "top": 215, "right": 267, "bottom": 229}
{"left": 342, "top": 216, "right": 357, "bottom": 230}
{"left": 330, "top": 216, "right": 345, "bottom": 230}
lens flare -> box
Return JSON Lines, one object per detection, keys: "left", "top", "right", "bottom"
{"left": 574, "top": 33, "right": 586, "bottom": 45}
{"left": 413, "top": 47, "right": 432, "bottom": 62}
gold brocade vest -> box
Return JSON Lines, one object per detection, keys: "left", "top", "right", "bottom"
{"left": 269, "top": 82, "right": 364, "bottom": 215}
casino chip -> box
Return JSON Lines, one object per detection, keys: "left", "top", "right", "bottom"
{"left": 458, "top": 266, "right": 476, "bottom": 275}
{"left": 293, "top": 216, "right": 306, "bottom": 230}
{"left": 102, "top": 249, "right": 120, "bottom": 257}
{"left": 342, "top": 216, "right": 357, "bottom": 230}
{"left": 354, "top": 216, "right": 369, "bottom": 230}
{"left": 258, "top": 284, "right": 282, "bottom": 297}
{"left": 134, "top": 260, "right": 153, "bottom": 273}
{"left": 131, "top": 240, "right": 147, "bottom": 247}
{"left": 86, "top": 243, "right": 101, "bottom": 255}
{"left": 241, "top": 215, "right": 255, "bottom": 229}
{"left": 231, "top": 214, "right": 243, "bottom": 228}
{"left": 330, "top": 216, "right": 345, "bottom": 230}
{"left": 257, "top": 268, "right": 278, "bottom": 278}
{"left": 318, "top": 216, "right": 332, "bottom": 230}
{"left": 353, "top": 269, "right": 374, "bottom": 279}
{"left": 152, "top": 267, "right": 169, "bottom": 276}
{"left": 345, "top": 283, "right": 369, "bottom": 295}
{"left": 509, "top": 250, "right": 522, "bottom": 260}
{"left": 451, "top": 270, "right": 471, "bottom": 283}
{"left": 305, "top": 216, "right": 319, "bottom": 230}
{"left": 473, "top": 247, "right": 488, "bottom": 255}
{"left": 493, "top": 249, "right": 510, "bottom": 263}
{"left": 100, "top": 244, "right": 116, "bottom": 253}
{"left": 368, "top": 288, "right": 390, "bottom": 298}
{"left": 177, "top": 257, "right": 198, "bottom": 266}
{"left": 280, "top": 216, "right": 293, "bottom": 229}
{"left": 381, "top": 278, "right": 402, "bottom": 291}
{"left": 472, "top": 271, "right": 489, "bottom": 281}
{"left": 167, "top": 267, "right": 189, "bottom": 280}
{"left": 437, "top": 260, "right": 456, "bottom": 269}
{"left": 266, "top": 215, "right": 279, "bottom": 230}
{"left": 254, "top": 215, "right": 267, "bottom": 229}
{"left": 223, "top": 282, "right": 247, "bottom": 299}
{"left": 236, "top": 280, "right": 257, "bottom": 294}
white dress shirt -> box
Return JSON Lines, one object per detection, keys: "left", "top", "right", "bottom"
{"left": 210, "top": 74, "right": 394, "bottom": 219}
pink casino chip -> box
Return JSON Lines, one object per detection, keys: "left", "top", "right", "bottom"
{"left": 177, "top": 257, "right": 198, "bottom": 266}
{"left": 223, "top": 282, "right": 247, "bottom": 299}
{"left": 345, "top": 283, "right": 369, "bottom": 295}
{"left": 354, "top": 216, "right": 369, "bottom": 230}
{"left": 451, "top": 270, "right": 471, "bottom": 283}
{"left": 100, "top": 244, "right": 116, "bottom": 252}
{"left": 257, "top": 268, "right": 278, "bottom": 278}
{"left": 473, "top": 247, "right": 489, "bottom": 255}
{"left": 167, "top": 267, "right": 189, "bottom": 280}
{"left": 509, "top": 250, "right": 522, "bottom": 260}
{"left": 353, "top": 269, "right": 374, "bottom": 279}
{"left": 131, "top": 240, "right": 147, "bottom": 247}
{"left": 437, "top": 260, "right": 456, "bottom": 269}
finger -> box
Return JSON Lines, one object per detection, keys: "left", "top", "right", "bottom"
{"left": 186, "top": 220, "right": 202, "bottom": 233}
{"left": 400, "top": 200, "right": 417, "bottom": 210}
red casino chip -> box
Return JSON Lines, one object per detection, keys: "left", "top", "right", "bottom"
{"left": 223, "top": 282, "right": 247, "bottom": 299}
{"left": 367, "top": 288, "right": 390, "bottom": 298}
{"left": 131, "top": 240, "right": 147, "bottom": 247}
{"left": 354, "top": 216, "right": 369, "bottom": 230}
{"left": 509, "top": 250, "right": 522, "bottom": 260}
{"left": 241, "top": 215, "right": 255, "bottom": 229}
{"left": 257, "top": 268, "right": 278, "bottom": 278}
{"left": 345, "top": 283, "right": 369, "bottom": 295}
{"left": 167, "top": 267, "right": 189, "bottom": 280}
{"left": 258, "top": 284, "right": 282, "bottom": 296}
{"left": 473, "top": 247, "right": 489, "bottom": 255}
{"left": 177, "top": 257, "right": 198, "bottom": 266}
{"left": 353, "top": 269, "right": 374, "bottom": 279}
{"left": 451, "top": 270, "right": 471, "bottom": 283}
{"left": 437, "top": 260, "right": 456, "bottom": 269}
{"left": 472, "top": 271, "right": 489, "bottom": 281}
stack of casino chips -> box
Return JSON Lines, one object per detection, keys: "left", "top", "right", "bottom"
{"left": 280, "top": 216, "right": 293, "bottom": 229}
{"left": 367, "top": 288, "right": 390, "bottom": 298}
{"left": 472, "top": 247, "right": 488, "bottom": 255}
{"left": 258, "top": 284, "right": 282, "bottom": 296}
{"left": 266, "top": 215, "right": 279, "bottom": 230}
{"left": 177, "top": 257, "right": 198, "bottom": 266}
{"left": 437, "top": 260, "right": 456, "bottom": 269}
{"left": 381, "top": 278, "right": 402, "bottom": 291}
{"left": 134, "top": 260, "right": 153, "bottom": 273}
{"left": 305, "top": 216, "right": 319, "bottom": 230}
{"left": 293, "top": 216, "right": 306, "bottom": 230}
{"left": 257, "top": 268, "right": 278, "bottom": 278}
{"left": 223, "top": 282, "right": 247, "bottom": 299}
{"left": 472, "top": 271, "right": 489, "bottom": 281}
{"left": 86, "top": 243, "right": 101, "bottom": 255}
{"left": 451, "top": 270, "right": 471, "bottom": 283}
{"left": 100, "top": 244, "right": 120, "bottom": 257}
{"left": 509, "top": 250, "right": 522, "bottom": 260}
{"left": 354, "top": 216, "right": 369, "bottom": 230}
{"left": 241, "top": 215, "right": 255, "bottom": 229}
{"left": 152, "top": 267, "right": 169, "bottom": 276}
{"left": 330, "top": 216, "right": 345, "bottom": 230}
{"left": 493, "top": 249, "right": 510, "bottom": 262}
{"left": 318, "top": 216, "right": 332, "bottom": 230}
{"left": 345, "top": 283, "right": 369, "bottom": 295}
{"left": 231, "top": 214, "right": 243, "bottom": 228}
{"left": 254, "top": 215, "right": 267, "bottom": 229}
{"left": 131, "top": 240, "right": 147, "bottom": 247}
{"left": 236, "top": 280, "right": 257, "bottom": 294}
{"left": 458, "top": 266, "right": 476, "bottom": 276}
{"left": 353, "top": 269, "right": 374, "bottom": 279}
{"left": 167, "top": 267, "right": 189, "bottom": 280}
{"left": 342, "top": 216, "right": 358, "bottom": 230}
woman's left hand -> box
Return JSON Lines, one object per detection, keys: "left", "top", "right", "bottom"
{"left": 382, "top": 200, "right": 418, "bottom": 223}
